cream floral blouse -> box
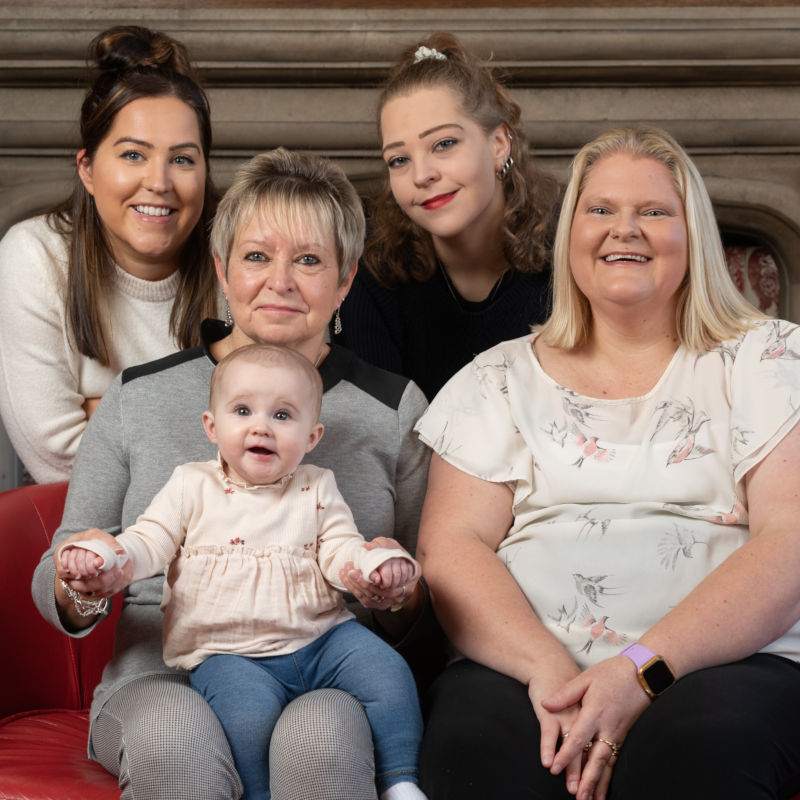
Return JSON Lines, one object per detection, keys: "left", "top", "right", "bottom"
{"left": 415, "top": 320, "right": 800, "bottom": 669}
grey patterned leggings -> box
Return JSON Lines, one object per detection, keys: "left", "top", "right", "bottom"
{"left": 92, "top": 673, "right": 377, "bottom": 800}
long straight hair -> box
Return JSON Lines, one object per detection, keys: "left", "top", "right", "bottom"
{"left": 539, "top": 126, "right": 765, "bottom": 352}
{"left": 48, "top": 25, "right": 218, "bottom": 364}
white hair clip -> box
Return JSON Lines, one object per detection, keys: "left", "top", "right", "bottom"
{"left": 414, "top": 46, "right": 447, "bottom": 64}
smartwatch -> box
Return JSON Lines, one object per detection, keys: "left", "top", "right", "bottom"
{"left": 621, "top": 643, "right": 676, "bottom": 699}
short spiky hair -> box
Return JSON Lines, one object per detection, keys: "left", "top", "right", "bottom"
{"left": 210, "top": 148, "right": 365, "bottom": 287}
{"left": 539, "top": 125, "right": 764, "bottom": 352}
{"left": 209, "top": 344, "right": 323, "bottom": 422}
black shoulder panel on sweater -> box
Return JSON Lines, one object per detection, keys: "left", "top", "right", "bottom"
{"left": 322, "top": 345, "right": 410, "bottom": 410}
{"left": 121, "top": 346, "right": 205, "bottom": 385}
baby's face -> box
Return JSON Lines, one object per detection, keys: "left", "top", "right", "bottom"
{"left": 203, "top": 359, "right": 322, "bottom": 486}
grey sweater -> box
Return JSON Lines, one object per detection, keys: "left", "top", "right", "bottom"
{"left": 32, "top": 320, "right": 430, "bottom": 727}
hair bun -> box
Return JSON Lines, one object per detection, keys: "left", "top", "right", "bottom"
{"left": 89, "top": 25, "right": 196, "bottom": 80}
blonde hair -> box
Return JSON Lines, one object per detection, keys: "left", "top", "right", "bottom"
{"left": 209, "top": 344, "right": 323, "bottom": 422}
{"left": 210, "top": 148, "right": 365, "bottom": 287}
{"left": 539, "top": 126, "right": 765, "bottom": 352}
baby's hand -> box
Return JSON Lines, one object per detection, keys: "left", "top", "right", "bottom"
{"left": 343, "top": 538, "right": 420, "bottom": 612}
{"left": 56, "top": 530, "right": 128, "bottom": 581}
{"left": 59, "top": 546, "right": 103, "bottom": 581}
{"left": 369, "top": 556, "right": 415, "bottom": 592}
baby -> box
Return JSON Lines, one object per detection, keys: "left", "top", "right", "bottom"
{"left": 57, "top": 343, "right": 426, "bottom": 800}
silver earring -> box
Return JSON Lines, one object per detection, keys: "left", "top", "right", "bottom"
{"left": 224, "top": 298, "right": 233, "bottom": 327}
{"left": 333, "top": 307, "right": 342, "bottom": 336}
{"left": 496, "top": 156, "right": 514, "bottom": 180}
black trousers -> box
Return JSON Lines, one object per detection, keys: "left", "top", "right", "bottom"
{"left": 419, "top": 655, "right": 800, "bottom": 800}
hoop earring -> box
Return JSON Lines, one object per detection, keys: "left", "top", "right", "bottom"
{"left": 496, "top": 156, "right": 514, "bottom": 180}
{"left": 333, "top": 307, "right": 343, "bottom": 336}
{"left": 224, "top": 297, "right": 233, "bottom": 328}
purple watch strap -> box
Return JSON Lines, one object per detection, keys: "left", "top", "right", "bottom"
{"left": 621, "top": 642, "right": 655, "bottom": 669}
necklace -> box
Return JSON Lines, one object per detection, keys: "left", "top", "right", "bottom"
{"left": 438, "top": 261, "right": 510, "bottom": 310}
{"left": 314, "top": 344, "right": 329, "bottom": 367}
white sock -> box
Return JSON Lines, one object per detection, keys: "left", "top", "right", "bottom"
{"left": 380, "top": 781, "right": 427, "bottom": 800}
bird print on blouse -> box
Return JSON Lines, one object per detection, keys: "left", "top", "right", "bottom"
{"left": 549, "top": 575, "right": 627, "bottom": 655}
{"left": 577, "top": 604, "right": 628, "bottom": 654}
{"left": 657, "top": 524, "right": 709, "bottom": 571}
{"left": 760, "top": 320, "right": 800, "bottom": 361}
{"left": 571, "top": 424, "right": 615, "bottom": 468}
{"left": 540, "top": 389, "right": 617, "bottom": 470}
{"left": 542, "top": 420, "right": 568, "bottom": 448}
{"left": 415, "top": 322, "right": 800, "bottom": 667}
{"left": 473, "top": 351, "right": 513, "bottom": 398}
{"left": 576, "top": 507, "right": 611, "bottom": 539}
{"left": 650, "top": 398, "right": 715, "bottom": 466}
{"left": 560, "top": 389, "right": 605, "bottom": 427}
{"left": 662, "top": 499, "right": 747, "bottom": 527}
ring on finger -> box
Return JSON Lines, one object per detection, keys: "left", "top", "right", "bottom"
{"left": 583, "top": 741, "right": 593, "bottom": 753}
{"left": 597, "top": 737, "right": 621, "bottom": 758}
{"left": 371, "top": 595, "right": 384, "bottom": 602}
{"left": 400, "top": 584, "right": 407, "bottom": 597}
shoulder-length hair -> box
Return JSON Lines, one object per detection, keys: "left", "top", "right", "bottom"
{"left": 48, "top": 25, "right": 218, "bottom": 364}
{"left": 538, "top": 126, "right": 765, "bottom": 352}
{"left": 363, "top": 31, "right": 558, "bottom": 287}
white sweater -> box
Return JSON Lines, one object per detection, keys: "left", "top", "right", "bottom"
{"left": 0, "top": 216, "right": 182, "bottom": 483}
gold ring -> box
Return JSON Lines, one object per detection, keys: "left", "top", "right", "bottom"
{"left": 583, "top": 741, "right": 593, "bottom": 753}
{"left": 370, "top": 595, "right": 384, "bottom": 602}
{"left": 597, "top": 737, "right": 621, "bottom": 758}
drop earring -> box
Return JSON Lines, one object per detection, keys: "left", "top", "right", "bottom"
{"left": 224, "top": 297, "right": 233, "bottom": 327}
{"left": 333, "top": 306, "right": 343, "bottom": 336}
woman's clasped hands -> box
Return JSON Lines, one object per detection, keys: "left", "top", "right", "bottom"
{"left": 537, "top": 655, "right": 651, "bottom": 800}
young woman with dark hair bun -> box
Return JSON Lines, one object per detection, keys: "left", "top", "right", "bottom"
{"left": 0, "top": 25, "right": 220, "bottom": 483}
{"left": 335, "top": 32, "right": 558, "bottom": 400}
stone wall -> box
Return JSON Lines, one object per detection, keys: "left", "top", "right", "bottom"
{"left": 1, "top": 4, "right": 799, "bottom": 482}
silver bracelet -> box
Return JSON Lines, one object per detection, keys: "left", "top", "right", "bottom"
{"left": 59, "top": 579, "right": 109, "bottom": 617}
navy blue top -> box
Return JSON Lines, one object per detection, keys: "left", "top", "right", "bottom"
{"left": 336, "top": 265, "right": 552, "bottom": 401}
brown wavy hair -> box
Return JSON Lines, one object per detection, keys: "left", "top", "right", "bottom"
{"left": 364, "top": 32, "right": 558, "bottom": 287}
{"left": 48, "top": 25, "right": 218, "bottom": 364}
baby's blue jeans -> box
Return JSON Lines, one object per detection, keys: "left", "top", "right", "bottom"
{"left": 190, "top": 619, "right": 422, "bottom": 800}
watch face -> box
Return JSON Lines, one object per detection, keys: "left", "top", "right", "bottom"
{"left": 643, "top": 658, "right": 675, "bottom": 695}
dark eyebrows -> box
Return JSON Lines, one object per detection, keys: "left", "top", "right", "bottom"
{"left": 419, "top": 122, "right": 464, "bottom": 139}
{"left": 112, "top": 136, "right": 201, "bottom": 153}
{"left": 381, "top": 122, "right": 465, "bottom": 155}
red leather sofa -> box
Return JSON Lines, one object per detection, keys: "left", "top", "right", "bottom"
{"left": 0, "top": 482, "right": 120, "bottom": 799}
{"left": 2, "top": 481, "right": 799, "bottom": 799}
